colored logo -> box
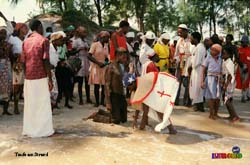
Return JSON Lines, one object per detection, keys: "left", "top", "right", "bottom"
{"left": 212, "top": 146, "right": 243, "bottom": 159}
{"left": 232, "top": 146, "right": 240, "bottom": 154}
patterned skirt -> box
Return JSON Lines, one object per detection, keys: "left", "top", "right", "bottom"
{"left": 0, "top": 60, "right": 12, "bottom": 101}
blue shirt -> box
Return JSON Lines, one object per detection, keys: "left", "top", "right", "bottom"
{"left": 202, "top": 55, "right": 222, "bottom": 74}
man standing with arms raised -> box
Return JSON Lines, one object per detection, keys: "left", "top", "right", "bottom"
{"left": 22, "top": 19, "right": 54, "bottom": 138}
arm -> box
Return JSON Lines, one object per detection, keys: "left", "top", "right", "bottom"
{"left": 87, "top": 53, "right": 105, "bottom": 67}
{"left": 105, "top": 65, "right": 112, "bottom": 110}
{"left": 111, "top": 33, "right": 118, "bottom": 50}
{"left": 201, "top": 65, "right": 206, "bottom": 89}
{"left": 43, "top": 39, "right": 53, "bottom": 90}
{"left": 194, "top": 45, "right": 206, "bottom": 69}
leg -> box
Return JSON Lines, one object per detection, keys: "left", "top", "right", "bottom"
{"left": 241, "top": 89, "right": 247, "bottom": 103}
{"left": 110, "top": 93, "right": 121, "bottom": 124}
{"left": 13, "top": 85, "right": 20, "bottom": 114}
{"left": 140, "top": 103, "right": 149, "bottom": 130}
{"left": 1, "top": 100, "right": 12, "bottom": 115}
{"left": 214, "top": 99, "right": 220, "bottom": 118}
{"left": 77, "top": 76, "right": 84, "bottom": 104}
{"left": 85, "top": 76, "right": 92, "bottom": 103}
{"left": 175, "top": 76, "right": 183, "bottom": 105}
{"left": 197, "top": 102, "right": 205, "bottom": 112}
{"left": 208, "top": 99, "right": 216, "bottom": 120}
{"left": 133, "top": 110, "right": 140, "bottom": 128}
{"left": 226, "top": 99, "right": 239, "bottom": 122}
{"left": 120, "top": 95, "right": 127, "bottom": 123}
{"left": 94, "top": 84, "right": 100, "bottom": 107}
{"left": 64, "top": 89, "right": 73, "bottom": 109}
{"left": 101, "top": 85, "right": 105, "bottom": 106}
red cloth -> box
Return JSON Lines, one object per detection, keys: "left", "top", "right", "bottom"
{"left": 235, "top": 46, "right": 250, "bottom": 89}
{"left": 22, "top": 32, "right": 50, "bottom": 80}
{"left": 146, "top": 62, "right": 159, "bottom": 73}
{"left": 109, "top": 32, "right": 127, "bottom": 61}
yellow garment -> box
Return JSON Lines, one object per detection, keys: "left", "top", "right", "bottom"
{"left": 153, "top": 43, "right": 170, "bottom": 71}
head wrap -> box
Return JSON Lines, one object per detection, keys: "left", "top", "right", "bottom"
{"left": 145, "top": 31, "right": 156, "bottom": 40}
{"left": 158, "top": 33, "right": 170, "bottom": 44}
{"left": 178, "top": 24, "right": 188, "bottom": 30}
{"left": 65, "top": 25, "right": 75, "bottom": 32}
{"left": 99, "top": 31, "right": 110, "bottom": 37}
{"left": 126, "top": 32, "right": 135, "bottom": 38}
{"left": 50, "top": 32, "right": 64, "bottom": 42}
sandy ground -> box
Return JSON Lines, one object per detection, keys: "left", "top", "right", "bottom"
{"left": 0, "top": 89, "right": 249, "bottom": 165}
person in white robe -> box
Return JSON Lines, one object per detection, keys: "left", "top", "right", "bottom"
{"left": 189, "top": 32, "right": 206, "bottom": 112}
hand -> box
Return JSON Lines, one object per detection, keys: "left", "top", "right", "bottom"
{"left": 98, "top": 62, "right": 105, "bottom": 68}
{"left": 201, "top": 81, "right": 206, "bottom": 89}
{"left": 48, "top": 79, "right": 53, "bottom": 91}
{"left": 106, "top": 103, "right": 112, "bottom": 111}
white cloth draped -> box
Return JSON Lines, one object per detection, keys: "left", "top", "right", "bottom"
{"left": 189, "top": 43, "right": 206, "bottom": 104}
{"left": 23, "top": 78, "right": 54, "bottom": 138}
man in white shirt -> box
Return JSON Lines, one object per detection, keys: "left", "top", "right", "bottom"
{"left": 174, "top": 24, "right": 192, "bottom": 106}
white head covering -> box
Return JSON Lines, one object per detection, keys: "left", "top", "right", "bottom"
{"left": 145, "top": 31, "right": 156, "bottom": 40}
{"left": 158, "top": 33, "right": 170, "bottom": 44}
{"left": 126, "top": 32, "right": 135, "bottom": 38}
{"left": 0, "top": 18, "right": 13, "bottom": 40}
{"left": 178, "top": 24, "right": 188, "bottom": 30}
{"left": 50, "top": 32, "right": 64, "bottom": 42}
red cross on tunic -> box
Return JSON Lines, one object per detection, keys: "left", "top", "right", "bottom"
{"left": 170, "top": 101, "right": 174, "bottom": 107}
{"left": 157, "top": 91, "right": 171, "bottom": 98}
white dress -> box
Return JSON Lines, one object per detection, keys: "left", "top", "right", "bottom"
{"left": 189, "top": 43, "right": 206, "bottom": 104}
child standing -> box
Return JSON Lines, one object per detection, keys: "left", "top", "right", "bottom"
{"left": 201, "top": 44, "right": 222, "bottom": 120}
{"left": 222, "top": 46, "right": 240, "bottom": 122}
{"left": 105, "top": 48, "right": 128, "bottom": 124}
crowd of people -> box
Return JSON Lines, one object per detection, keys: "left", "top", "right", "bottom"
{"left": 0, "top": 11, "right": 250, "bottom": 138}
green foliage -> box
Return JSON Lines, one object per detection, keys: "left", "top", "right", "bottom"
{"left": 8, "top": 0, "right": 250, "bottom": 36}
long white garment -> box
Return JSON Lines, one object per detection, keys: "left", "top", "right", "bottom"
{"left": 143, "top": 73, "right": 179, "bottom": 132}
{"left": 49, "top": 43, "right": 59, "bottom": 67}
{"left": 23, "top": 78, "right": 54, "bottom": 138}
{"left": 189, "top": 43, "right": 206, "bottom": 104}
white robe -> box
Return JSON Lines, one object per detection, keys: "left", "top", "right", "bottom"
{"left": 189, "top": 43, "right": 206, "bottom": 104}
{"left": 23, "top": 78, "right": 54, "bottom": 138}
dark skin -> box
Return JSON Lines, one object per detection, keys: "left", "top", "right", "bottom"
{"left": 106, "top": 51, "right": 127, "bottom": 110}
{"left": 87, "top": 35, "right": 109, "bottom": 68}
{"left": 23, "top": 23, "right": 53, "bottom": 91}
{"left": 111, "top": 26, "right": 129, "bottom": 51}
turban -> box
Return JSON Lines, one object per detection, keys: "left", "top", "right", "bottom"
{"left": 126, "top": 32, "right": 135, "bottom": 38}
{"left": 50, "top": 32, "right": 64, "bottom": 42}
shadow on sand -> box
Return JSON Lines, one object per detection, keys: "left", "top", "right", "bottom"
{"left": 166, "top": 126, "right": 223, "bottom": 145}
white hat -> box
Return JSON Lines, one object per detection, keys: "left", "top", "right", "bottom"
{"left": 137, "top": 32, "right": 144, "bottom": 37}
{"left": 126, "top": 32, "right": 135, "bottom": 38}
{"left": 145, "top": 31, "right": 156, "bottom": 39}
{"left": 178, "top": 24, "right": 188, "bottom": 30}
{"left": 160, "top": 33, "right": 170, "bottom": 40}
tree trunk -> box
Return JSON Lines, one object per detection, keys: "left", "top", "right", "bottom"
{"left": 94, "top": 0, "right": 103, "bottom": 27}
{"left": 198, "top": 22, "right": 203, "bottom": 37}
{"left": 209, "top": 17, "right": 212, "bottom": 37}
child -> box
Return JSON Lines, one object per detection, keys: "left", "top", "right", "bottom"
{"left": 221, "top": 46, "right": 240, "bottom": 122}
{"left": 105, "top": 47, "right": 128, "bottom": 124}
{"left": 201, "top": 44, "right": 222, "bottom": 120}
